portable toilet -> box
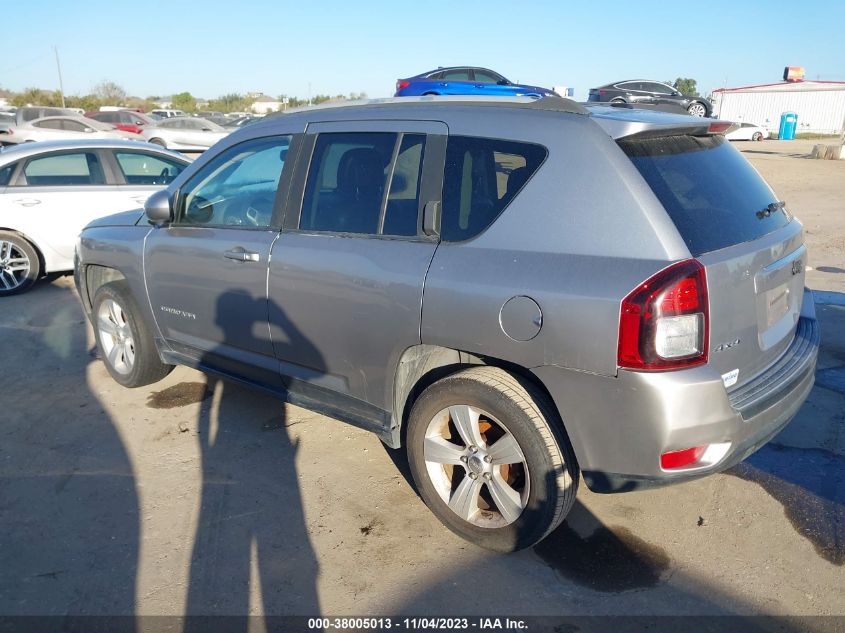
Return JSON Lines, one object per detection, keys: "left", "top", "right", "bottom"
{"left": 779, "top": 112, "right": 798, "bottom": 140}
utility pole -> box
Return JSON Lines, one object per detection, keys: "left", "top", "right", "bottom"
{"left": 53, "top": 46, "right": 66, "bottom": 108}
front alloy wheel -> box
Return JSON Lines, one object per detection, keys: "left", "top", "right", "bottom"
{"left": 0, "top": 231, "right": 40, "bottom": 296}
{"left": 0, "top": 240, "right": 31, "bottom": 293}
{"left": 92, "top": 281, "right": 173, "bottom": 387}
{"left": 97, "top": 298, "right": 136, "bottom": 375}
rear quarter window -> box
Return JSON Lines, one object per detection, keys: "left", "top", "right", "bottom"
{"left": 620, "top": 134, "right": 790, "bottom": 255}
{"left": 441, "top": 136, "right": 546, "bottom": 242}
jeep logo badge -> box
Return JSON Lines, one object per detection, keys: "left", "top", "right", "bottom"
{"left": 791, "top": 259, "right": 803, "bottom": 275}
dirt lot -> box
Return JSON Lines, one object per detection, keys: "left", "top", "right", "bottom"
{"left": 1, "top": 140, "right": 843, "bottom": 626}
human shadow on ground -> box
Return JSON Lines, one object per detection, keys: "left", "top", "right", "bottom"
{"left": 183, "top": 291, "right": 321, "bottom": 629}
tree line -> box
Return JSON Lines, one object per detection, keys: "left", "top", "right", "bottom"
{"left": 1, "top": 81, "right": 369, "bottom": 113}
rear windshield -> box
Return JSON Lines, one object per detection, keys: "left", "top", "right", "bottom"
{"left": 620, "top": 135, "right": 791, "bottom": 255}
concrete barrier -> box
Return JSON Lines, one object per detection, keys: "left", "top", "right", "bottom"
{"left": 811, "top": 143, "right": 845, "bottom": 159}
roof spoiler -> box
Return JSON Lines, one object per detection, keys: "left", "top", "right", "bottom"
{"left": 584, "top": 104, "right": 737, "bottom": 140}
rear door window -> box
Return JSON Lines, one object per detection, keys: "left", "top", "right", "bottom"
{"left": 620, "top": 134, "right": 790, "bottom": 255}
{"left": 22, "top": 152, "right": 106, "bottom": 186}
{"left": 441, "top": 136, "right": 546, "bottom": 241}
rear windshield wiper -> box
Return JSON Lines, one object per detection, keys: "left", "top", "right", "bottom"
{"left": 756, "top": 200, "right": 786, "bottom": 219}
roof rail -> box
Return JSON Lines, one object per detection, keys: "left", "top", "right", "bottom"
{"left": 281, "top": 95, "right": 588, "bottom": 116}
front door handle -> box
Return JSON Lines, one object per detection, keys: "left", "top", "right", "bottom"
{"left": 14, "top": 198, "right": 41, "bottom": 207}
{"left": 224, "top": 249, "right": 260, "bottom": 262}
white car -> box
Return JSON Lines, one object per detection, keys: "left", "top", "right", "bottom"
{"left": 725, "top": 122, "right": 769, "bottom": 141}
{"left": 149, "top": 109, "right": 185, "bottom": 119}
{"left": 141, "top": 116, "right": 230, "bottom": 151}
{"left": 0, "top": 139, "right": 190, "bottom": 295}
{"left": 2, "top": 115, "right": 134, "bottom": 145}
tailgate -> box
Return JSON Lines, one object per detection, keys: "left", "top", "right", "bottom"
{"left": 618, "top": 133, "right": 802, "bottom": 390}
{"left": 699, "top": 223, "right": 805, "bottom": 388}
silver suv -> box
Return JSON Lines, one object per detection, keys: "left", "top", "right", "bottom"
{"left": 75, "top": 96, "right": 819, "bottom": 551}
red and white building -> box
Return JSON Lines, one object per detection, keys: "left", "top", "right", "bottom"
{"left": 711, "top": 80, "right": 845, "bottom": 135}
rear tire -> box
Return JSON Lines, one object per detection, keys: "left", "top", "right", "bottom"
{"left": 0, "top": 231, "right": 40, "bottom": 296}
{"left": 752, "top": 132, "right": 763, "bottom": 141}
{"left": 406, "top": 366, "right": 579, "bottom": 552}
{"left": 92, "top": 281, "right": 173, "bottom": 388}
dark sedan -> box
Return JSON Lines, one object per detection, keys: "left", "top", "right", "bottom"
{"left": 588, "top": 80, "right": 712, "bottom": 117}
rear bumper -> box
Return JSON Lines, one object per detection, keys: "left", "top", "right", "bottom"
{"left": 533, "top": 292, "right": 819, "bottom": 493}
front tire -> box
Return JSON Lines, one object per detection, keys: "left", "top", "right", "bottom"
{"left": 407, "top": 367, "right": 579, "bottom": 552}
{"left": 92, "top": 281, "right": 173, "bottom": 387}
{"left": 0, "top": 231, "right": 40, "bottom": 296}
{"left": 752, "top": 132, "right": 763, "bottom": 141}
{"left": 687, "top": 101, "right": 707, "bottom": 117}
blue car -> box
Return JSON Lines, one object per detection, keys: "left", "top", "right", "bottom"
{"left": 395, "top": 67, "right": 557, "bottom": 98}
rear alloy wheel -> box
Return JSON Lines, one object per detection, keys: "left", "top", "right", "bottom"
{"left": 407, "top": 367, "right": 579, "bottom": 551}
{"left": 93, "top": 281, "right": 173, "bottom": 387}
{"left": 687, "top": 102, "right": 707, "bottom": 117}
{"left": 0, "top": 231, "right": 40, "bottom": 296}
{"left": 752, "top": 132, "right": 763, "bottom": 141}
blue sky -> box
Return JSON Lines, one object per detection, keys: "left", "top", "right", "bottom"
{"left": 2, "top": 0, "right": 843, "bottom": 101}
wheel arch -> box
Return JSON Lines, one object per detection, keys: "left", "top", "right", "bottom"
{"left": 390, "top": 345, "right": 577, "bottom": 467}
{"left": 79, "top": 264, "right": 127, "bottom": 315}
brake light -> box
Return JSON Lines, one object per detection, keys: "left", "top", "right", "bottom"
{"left": 618, "top": 259, "right": 709, "bottom": 370}
{"left": 661, "top": 445, "right": 707, "bottom": 470}
{"left": 598, "top": 89, "right": 606, "bottom": 97}
{"left": 707, "top": 121, "right": 732, "bottom": 134}
{"left": 396, "top": 80, "right": 410, "bottom": 92}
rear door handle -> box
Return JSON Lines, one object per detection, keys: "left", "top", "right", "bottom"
{"left": 224, "top": 249, "right": 260, "bottom": 262}
{"left": 14, "top": 198, "right": 41, "bottom": 207}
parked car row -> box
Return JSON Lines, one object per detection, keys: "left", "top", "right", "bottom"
{"left": 393, "top": 67, "right": 716, "bottom": 118}
{"left": 1, "top": 112, "right": 231, "bottom": 151}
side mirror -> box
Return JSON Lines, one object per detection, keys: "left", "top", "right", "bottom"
{"left": 145, "top": 189, "right": 173, "bottom": 225}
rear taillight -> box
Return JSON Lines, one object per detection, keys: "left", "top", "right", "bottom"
{"left": 396, "top": 80, "right": 410, "bottom": 92}
{"left": 598, "top": 89, "right": 606, "bottom": 97}
{"left": 707, "top": 121, "right": 732, "bottom": 134}
{"left": 618, "top": 259, "right": 709, "bottom": 370}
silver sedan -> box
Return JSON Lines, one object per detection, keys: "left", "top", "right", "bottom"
{"left": 141, "top": 117, "right": 230, "bottom": 151}
{"left": 2, "top": 115, "right": 133, "bottom": 145}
